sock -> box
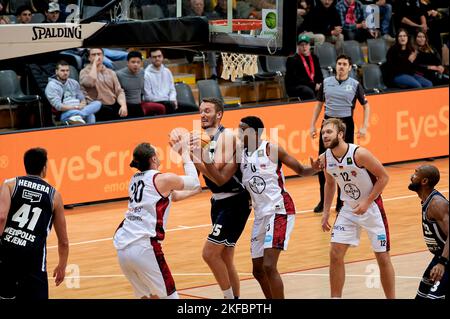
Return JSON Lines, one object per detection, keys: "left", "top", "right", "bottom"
{"left": 223, "top": 287, "right": 233, "bottom": 299}
{"left": 234, "top": 296, "right": 240, "bottom": 299}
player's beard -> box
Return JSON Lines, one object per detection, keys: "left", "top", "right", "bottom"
{"left": 408, "top": 181, "right": 421, "bottom": 192}
{"left": 327, "top": 136, "right": 340, "bottom": 149}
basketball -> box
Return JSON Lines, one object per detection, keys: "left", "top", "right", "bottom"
{"left": 191, "top": 130, "right": 211, "bottom": 148}
{"left": 265, "top": 12, "right": 277, "bottom": 29}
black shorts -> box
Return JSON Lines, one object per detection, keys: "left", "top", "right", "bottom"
{"left": 0, "top": 248, "right": 49, "bottom": 299}
{"left": 415, "top": 255, "right": 449, "bottom": 300}
{"left": 208, "top": 191, "right": 251, "bottom": 247}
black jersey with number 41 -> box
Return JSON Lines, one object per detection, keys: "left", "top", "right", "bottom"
{"left": 1, "top": 176, "right": 55, "bottom": 255}
{"left": 421, "top": 190, "right": 448, "bottom": 256}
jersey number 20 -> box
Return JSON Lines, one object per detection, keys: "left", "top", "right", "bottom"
{"left": 130, "top": 180, "right": 145, "bottom": 203}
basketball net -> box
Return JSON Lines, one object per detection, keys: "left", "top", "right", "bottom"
{"left": 220, "top": 52, "right": 258, "bottom": 82}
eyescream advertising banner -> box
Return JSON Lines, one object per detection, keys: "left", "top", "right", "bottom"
{"left": 0, "top": 88, "right": 447, "bottom": 205}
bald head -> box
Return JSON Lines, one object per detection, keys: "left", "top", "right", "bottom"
{"left": 418, "top": 165, "right": 440, "bottom": 188}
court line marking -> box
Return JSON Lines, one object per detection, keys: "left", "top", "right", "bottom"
{"left": 49, "top": 273, "right": 422, "bottom": 280}
{"left": 48, "top": 189, "right": 448, "bottom": 250}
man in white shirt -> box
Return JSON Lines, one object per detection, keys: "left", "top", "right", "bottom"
{"left": 143, "top": 49, "right": 178, "bottom": 114}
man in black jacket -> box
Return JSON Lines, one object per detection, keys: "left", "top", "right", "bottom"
{"left": 285, "top": 34, "right": 324, "bottom": 100}
{"left": 298, "top": 0, "right": 343, "bottom": 50}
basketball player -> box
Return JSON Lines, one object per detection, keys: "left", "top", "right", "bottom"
{"left": 197, "top": 116, "right": 321, "bottom": 299}
{"left": 0, "top": 147, "right": 69, "bottom": 299}
{"left": 320, "top": 118, "right": 395, "bottom": 299}
{"left": 408, "top": 165, "right": 448, "bottom": 299}
{"left": 113, "top": 141, "right": 201, "bottom": 299}
{"left": 191, "top": 97, "right": 251, "bottom": 299}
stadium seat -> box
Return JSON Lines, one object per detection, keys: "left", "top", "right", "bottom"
{"left": 361, "top": 64, "right": 387, "bottom": 93}
{"left": 142, "top": 5, "right": 165, "bottom": 20}
{"left": 196, "top": 79, "right": 223, "bottom": 103}
{"left": 367, "top": 38, "right": 388, "bottom": 65}
{"left": 265, "top": 56, "right": 289, "bottom": 99}
{"left": 69, "top": 65, "right": 79, "bottom": 82}
{"left": 0, "top": 70, "right": 42, "bottom": 128}
{"left": 175, "top": 82, "right": 198, "bottom": 112}
{"left": 342, "top": 40, "right": 366, "bottom": 67}
{"left": 314, "top": 42, "right": 337, "bottom": 72}
{"left": 31, "top": 13, "right": 45, "bottom": 23}
{"left": 112, "top": 60, "right": 128, "bottom": 71}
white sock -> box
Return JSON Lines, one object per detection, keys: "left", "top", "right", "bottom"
{"left": 223, "top": 287, "right": 233, "bottom": 299}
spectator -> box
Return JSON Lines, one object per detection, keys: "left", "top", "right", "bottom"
{"left": 116, "top": 51, "right": 165, "bottom": 118}
{"left": 143, "top": 49, "right": 177, "bottom": 114}
{"left": 80, "top": 48, "right": 128, "bottom": 121}
{"left": 42, "top": 1, "right": 60, "bottom": 23}
{"left": 360, "top": 0, "right": 394, "bottom": 41}
{"left": 298, "top": 0, "right": 344, "bottom": 50}
{"left": 414, "top": 31, "right": 448, "bottom": 85}
{"left": 16, "top": 5, "right": 33, "bottom": 23}
{"left": 420, "top": 0, "right": 448, "bottom": 51}
{"left": 385, "top": 28, "right": 433, "bottom": 88}
{"left": 336, "top": 0, "right": 371, "bottom": 42}
{"left": 45, "top": 60, "right": 101, "bottom": 124}
{"left": 285, "top": 34, "right": 323, "bottom": 100}
{"left": 394, "top": 0, "right": 427, "bottom": 38}
{"left": 0, "top": 14, "right": 9, "bottom": 23}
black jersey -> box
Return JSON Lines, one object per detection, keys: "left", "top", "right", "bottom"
{"left": 203, "top": 125, "right": 245, "bottom": 194}
{"left": 1, "top": 176, "right": 56, "bottom": 257}
{"left": 421, "top": 190, "right": 448, "bottom": 255}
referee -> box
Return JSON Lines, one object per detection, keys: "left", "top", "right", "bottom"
{"left": 310, "top": 54, "right": 370, "bottom": 213}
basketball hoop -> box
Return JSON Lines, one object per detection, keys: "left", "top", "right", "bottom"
{"left": 209, "top": 19, "right": 261, "bottom": 82}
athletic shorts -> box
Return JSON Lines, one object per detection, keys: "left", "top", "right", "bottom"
{"left": 250, "top": 213, "right": 296, "bottom": 259}
{"left": 0, "top": 248, "right": 48, "bottom": 299}
{"left": 116, "top": 238, "right": 176, "bottom": 298}
{"left": 331, "top": 199, "right": 390, "bottom": 252}
{"left": 208, "top": 191, "right": 251, "bottom": 247}
{"left": 416, "top": 255, "right": 448, "bottom": 300}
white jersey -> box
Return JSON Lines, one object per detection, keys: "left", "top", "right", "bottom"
{"left": 241, "top": 141, "right": 296, "bottom": 218}
{"left": 114, "top": 170, "right": 172, "bottom": 250}
{"left": 325, "top": 143, "right": 378, "bottom": 208}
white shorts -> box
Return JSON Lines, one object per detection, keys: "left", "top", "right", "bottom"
{"left": 250, "top": 213, "right": 295, "bottom": 259}
{"left": 331, "top": 198, "right": 390, "bottom": 252}
{"left": 116, "top": 238, "right": 177, "bottom": 298}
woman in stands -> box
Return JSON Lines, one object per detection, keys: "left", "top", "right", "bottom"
{"left": 414, "top": 31, "right": 448, "bottom": 86}
{"left": 386, "top": 28, "right": 433, "bottom": 89}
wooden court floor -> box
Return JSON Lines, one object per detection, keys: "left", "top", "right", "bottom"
{"left": 46, "top": 157, "right": 449, "bottom": 299}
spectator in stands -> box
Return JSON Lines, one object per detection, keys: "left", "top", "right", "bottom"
{"left": 285, "top": 34, "right": 323, "bottom": 101}
{"left": 16, "top": 5, "right": 33, "bottom": 23}
{"left": 80, "top": 48, "right": 128, "bottom": 121}
{"left": 42, "top": 1, "right": 60, "bottom": 23}
{"left": 385, "top": 28, "right": 433, "bottom": 88}
{"left": 420, "top": 0, "right": 448, "bottom": 51}
{"left": 414, "top": 31, "right": 448, "bottom": 85}
{"left": 298, "top": 0, "right": 344, "bottom": 50}
{"left": 336, "top": 0, "right": 371, "bottom": 42}
{"left": 296, "top": 0, "right": 313, "bottom": 30}
{"left": 143, "top": 49, "right": 177, "bottom": 114}
{"left": 45, "top": 60, "right": 102, "bottom": 124}
{"left": 0, "top": 14, "right": 9, "bottom": 24}
{"left": 393, "top": 0, "right": 427, "bottom": 38}
{"left": 360, "top": 0, "right": 394, "bottom": 41}
{"left": 116, "top": 51, "right": 165, "bottom": 118}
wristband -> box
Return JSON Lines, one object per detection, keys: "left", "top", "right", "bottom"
{"left": 437, "top": 255, "right": 448, "bottom": 266}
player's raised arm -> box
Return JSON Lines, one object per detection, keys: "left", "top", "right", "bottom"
{"left": 271, "top": 144, "right": 321, "bottom": 177}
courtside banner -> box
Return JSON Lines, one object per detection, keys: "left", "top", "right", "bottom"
{"left": 0, "top": 87, "right": 447, "bottom": 205}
